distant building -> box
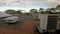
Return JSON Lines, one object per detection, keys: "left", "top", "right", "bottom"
{"left": 21, "top": 13, "right": 31, "bottom": 16}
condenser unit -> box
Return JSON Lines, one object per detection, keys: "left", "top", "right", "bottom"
{"left": 39, "top": 14, "right": 60, "bottom": 33}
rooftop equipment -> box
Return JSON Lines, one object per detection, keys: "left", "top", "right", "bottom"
{"left": 39, "top": 14, "right": 60, "bottom": 33}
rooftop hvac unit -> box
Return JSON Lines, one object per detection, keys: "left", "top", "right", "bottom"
{"left": 39, "top": 14, "right": 60, "bottom": 32}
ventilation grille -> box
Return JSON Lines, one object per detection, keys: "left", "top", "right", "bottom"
{"left": 47, "top": 16, "right": 58, "bottom": 30}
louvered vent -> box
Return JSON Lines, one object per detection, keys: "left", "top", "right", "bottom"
{"left": 47, "top": 16, "right": 58, "bottom": 30}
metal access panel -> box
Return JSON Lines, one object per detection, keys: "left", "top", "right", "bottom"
{"left": 57, "top": 18, "right": 60, "bottom": 29}
{"left": 39, "top": 14, "right": 48, "bottom": 32}
{"left": 47, "top": 15, "right": 58, "bottom": 30}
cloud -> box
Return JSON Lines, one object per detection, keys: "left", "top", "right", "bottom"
{"left": 47, "top": 0, "right": 60, "bottom": 4}
{"left": 47, "top": 0, "right": 56, "bottom": 2}
{"left": 0, "top": 0, "right": 60, "bottom": 9}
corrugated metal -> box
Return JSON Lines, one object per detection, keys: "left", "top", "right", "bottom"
{"left": 0, "top": 12, "right": 11, "bottom": 18}
{"left": 5, "top": 16, "right": 18, "bottom": 20}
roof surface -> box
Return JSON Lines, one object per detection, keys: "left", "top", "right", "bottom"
{"left": 0, "top": 12, "right": 11, "bottom": 18}
{"left": 5, "top": 16, "right": 18, "bottom": 20}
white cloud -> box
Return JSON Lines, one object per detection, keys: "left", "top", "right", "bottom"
{"left": 0, "top": 0, "right": 60, "bottom": 11}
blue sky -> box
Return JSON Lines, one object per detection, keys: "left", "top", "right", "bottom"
{"left": 0, "top": 0, "right": 59, "bottom": 12}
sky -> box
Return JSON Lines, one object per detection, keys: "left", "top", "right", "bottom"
{"left": 0, "top": 0, "right": 60, "bottom": 12}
